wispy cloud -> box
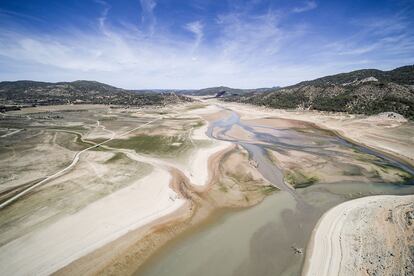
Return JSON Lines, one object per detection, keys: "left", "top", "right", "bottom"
{"left": 185, "top": 20, "right": 204, "bottom": 50}
{"left": 0, "top": 1, "right": 412, "bottom": 89}
{"left": 216, "top": 11, "right": 283, "bottom": 59}
{"left": 94, "top": 0, "right": 111, "bottom": 35}
{"left": 292, "top": 1, "right": 317, "bottom": 13}
{"left": 0, "top": 9, "right": 307, "bottom": 88}
{"left": 325, "top": 15, "right": 414, "bottom": 58}
{"left": 0, "top": 8, "right": 45, "bottom": 23}
{"left": 139, "top": 0, "right": 157, "bottom": 35}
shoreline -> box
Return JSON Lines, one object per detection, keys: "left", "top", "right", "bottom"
{"left": 55, "top": 108, "right": 237, "bottom": 275}
{"left": 217, "top": 101, "right": 414, "bottom": 166}
{"left": 56, "top": 143, "right": 240, "bottom": 275}
{"left": 327, "top": 128, "right": 414, "bottom": 171}
{"left": 55, "top": 197, "right": 193, "bottom": 276}
{"left": 4, "top": 102, "right": 413, "bottom": 275}
{"left": 302, "top": 194, "right": 414, "bottom": 276}
{"left": 0, "top": 168, "right": 185, "bottom": 276}
{"left": 0, "top": 103, "right": 235, "bottom": 276}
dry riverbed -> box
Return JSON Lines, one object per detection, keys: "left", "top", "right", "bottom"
{"left": 0, "top": 103, "right": 274, "bottom": 275}
{"left": 220, "top": 101, "right": 414, "bottom": 164}
{"left": 0, "top": 101, "right": 413, "bottom": 276}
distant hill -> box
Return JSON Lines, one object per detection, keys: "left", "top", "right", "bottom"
{"left": 292, "top": 65, "right": 414, "bottom": 87}
{"left": 2, "top": 65, "right": 413, "bottom": 118}
{"left": 182, "top": 86, "right": 244, "bottom": 96}
{"left": 177, "top": 86, "right": 278, "bottom": 97}
{"left": 0, "top": 80, "right": 191, "bottom": 107}
{"left": 224, "top": 65, "right": 414, "bottom": 119}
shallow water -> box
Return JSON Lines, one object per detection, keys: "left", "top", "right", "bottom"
{"left": 138, "top": 107, "right": 414, "bottom": 276}
{"left": 139, "top": 182, "right": 414, "bottom": 276}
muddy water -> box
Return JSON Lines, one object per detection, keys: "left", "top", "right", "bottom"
{"left": 139, "top": 107, "right": 414, "bottom": 276}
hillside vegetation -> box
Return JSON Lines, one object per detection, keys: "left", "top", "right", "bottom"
{"left": 177, "top": 86, "right": 277, "bottom": 97}
{"left": 224, "top": 65, "right": 414, "bottom": 119}
{"left": 0, "top": 80, "right": 191, "bottom": 107}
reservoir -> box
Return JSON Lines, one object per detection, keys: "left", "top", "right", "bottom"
{"left": 138, "top": 106, "right": 414, "bottom": 276}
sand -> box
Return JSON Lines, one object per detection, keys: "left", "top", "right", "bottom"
{"left": 56, "top": 142, "right": 240, "bottom": 276}
{"left": 4, "top": 101, "right": 412, "bottom": 276}
{"left": 0, "top": 168, "right": 185, "bottom": 276}
{"left": 53, "top": 105, "right": 263, "bottom": 275}
{"left": 184, "top": 123, "right": 231, "bottom": 187}
{"left": 1, "top": 103, "right": 233, "bottom": 275}
{"left": 303, "top": 195, "right": 414, "bottom": 276}
{"left": 218, "top": 101, "right": 414, "bottom": 164}
{"left": 42, "top": 104, "right": 231, "bottom": 275}
{"left": 101, "top": 117, "right": 231, "bottom": 189}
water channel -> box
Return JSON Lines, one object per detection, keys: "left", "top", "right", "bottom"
{"left": 138, "top": 106, "right": 414, "bottom": 276}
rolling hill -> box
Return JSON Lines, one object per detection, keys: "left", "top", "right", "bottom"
{"left": 224, "top": 65, "right": 414, "bottom": 119}
{"left": 0, "top": 80, "right": 191, "bottom": 108}
{"left": 177, "top": 86, "right": 278, "bottom": 97}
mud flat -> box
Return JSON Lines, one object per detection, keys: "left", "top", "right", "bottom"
{"left": 58, "top": 144, "right": 272, "bottom": 276}
{"left": 56, "top": 104, "right": 270, "bottom": 275}
{"left": 1, "top": 102, "right": 413, "bottom": 276}
{"left": 138, "top": 101, "right": 414, "bottom": 276}
{"left": 303, "top": 195, "right": 414, "bottom": 276}
{"left": 175, "top": 122, "right": 232, "bottom": 187}
{"left": 0, "top": 103, "right": 237, "bottom": 275}
{"left": 219, "top": 101, "right": 414, "bottom": 164}
{"left": 0, "top": 169, "right": 185, "bottom": 276}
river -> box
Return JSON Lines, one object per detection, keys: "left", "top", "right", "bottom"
{"left": 138, "top": 105, "right": 414, "bottom": 276}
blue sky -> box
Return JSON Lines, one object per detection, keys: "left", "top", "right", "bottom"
{"left": 0, "top": 0, "right": 413, "bottom": 89}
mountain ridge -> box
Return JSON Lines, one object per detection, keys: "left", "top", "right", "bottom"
{"left": 223, "top": 65, "right": 414, "bottom": 119}
{"left": 1, "top": 65, "right": 413, "bottom": 118}
{"left": 0, "top": 80, "right": 191, "bottom": 107}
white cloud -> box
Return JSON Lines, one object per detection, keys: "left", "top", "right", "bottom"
{"left": 94, "top": 0, "right": 111, "bottom": 35}
{"left": 324, "top": 15, "right": 414, "bottom": 58}
{"left": 0, "top": 4, "right": 412, "bottom": 89}
{"left": 293, "top": 1, "right": 317, "bottom": 13}
{"left": 216, "top": 12, "right": 284, "bottom": 59}
{"left": 185, "top": 21, "right": 204, "bottom": 49}
{"left": 140, "top": 0, "right": 157, "bottom": 34}
{"left": 0, "top": 21, "right": 306, "bottom": 88}
{"left": 0, "top": 8, "right": 306, "bottom": 89}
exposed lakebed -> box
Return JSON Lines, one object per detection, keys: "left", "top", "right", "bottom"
{"left": 138, "top": 105, "right": 414, "bottom": 276}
